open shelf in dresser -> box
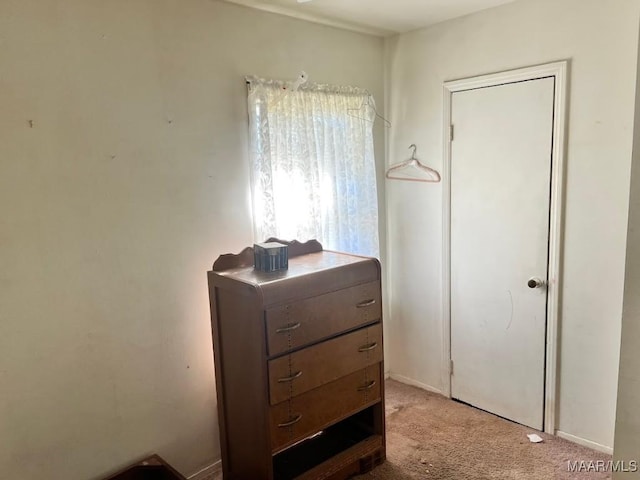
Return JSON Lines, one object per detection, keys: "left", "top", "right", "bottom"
{"left": 273, "top": 405, "right": 384, "bottom": 480}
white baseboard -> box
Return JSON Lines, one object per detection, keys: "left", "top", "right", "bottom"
{"left": 188, "top": 460, "right": 222, "bottom": 480}
{"left": 388, "top": 373, "right": 444, "bottom": 396}
{"left": 556, "top": 431, "right": 613, "bottom": 455}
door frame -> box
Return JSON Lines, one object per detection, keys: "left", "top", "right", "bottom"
{"left": 441, "top": 61, "right": 568, "bottom": 434}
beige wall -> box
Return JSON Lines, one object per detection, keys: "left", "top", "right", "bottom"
{"left": 0, "top": 1, "right": 384, "bottom": 478}
{"left": 384, "top": 0, "right": 640, "bottom": 450}
{"left": 614, "top": 20, "right": 640, "bottom": 479}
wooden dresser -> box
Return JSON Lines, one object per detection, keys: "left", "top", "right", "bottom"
{"left": 208, "top": 240, "right": 385, "bottom": 480}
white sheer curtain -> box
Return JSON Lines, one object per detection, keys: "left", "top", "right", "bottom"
{"left": 247, "top": 77, "right": 379, "bottom": 257}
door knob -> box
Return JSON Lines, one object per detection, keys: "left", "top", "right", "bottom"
{"left": 528, "top": 277, "right": 545, "bottom": 289}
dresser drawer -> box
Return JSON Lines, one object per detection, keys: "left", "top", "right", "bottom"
{"left": 268, "top": 323, "right": 382, "bottom": 405}
{"left": 266, "top": 281, "right": 381, "bottom": 356}
{"left": 270, "top": 363, "right": 382, "bottom": 453}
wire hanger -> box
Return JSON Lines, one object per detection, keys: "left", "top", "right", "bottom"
{"left": 347, "top": 94, "right": 391, "bottom": 128}
{"left": 386, "top": 144, "right": 441, "bottom": 183}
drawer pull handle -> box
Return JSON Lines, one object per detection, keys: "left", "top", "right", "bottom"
{"left": 356, "top": 299, "right": 376, "bottom": 308}
{"left": 277, "top": 371, "right": 302, "bottom": 383}
{"left": 358, "top": 380, "right": 377, "bottom": 391}
{"left": 358, "top": 342, "right": 378, "bottom": 352}
{"left": 276, "top": 322, "right": 301, "bottom": 334}
{"left": 278, "top": 414, "right": 302, "bottom": 428}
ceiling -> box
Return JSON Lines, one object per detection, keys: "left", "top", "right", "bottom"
{"left": 223, "top": 0, "right": 518, "bottom": 36}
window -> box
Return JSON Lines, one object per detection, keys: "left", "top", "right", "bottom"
{"left": 247, "top": 77, "right": 379, "bottom": 257}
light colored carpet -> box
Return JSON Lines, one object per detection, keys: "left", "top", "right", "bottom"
{"left": 212, "top": 380, "right": 612, "bottom": 479}
{"left": 355, "top": 380, "right": 612, "bottom": 479}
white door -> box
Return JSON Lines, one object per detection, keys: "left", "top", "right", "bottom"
{"left": 450, "top": 77, "right": 554, "bottom": 430}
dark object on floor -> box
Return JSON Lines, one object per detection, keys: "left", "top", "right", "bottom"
{"left": 103, "top": 454, "right": 186, "bottom": 480}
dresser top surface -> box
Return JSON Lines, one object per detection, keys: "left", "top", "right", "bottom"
{"left": 213, "top": 250, "right": 376, "bottom": 287}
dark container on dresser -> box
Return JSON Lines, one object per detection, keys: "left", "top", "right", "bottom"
{"left": 207, "top": 239, "right": 386, "bottom": 480}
